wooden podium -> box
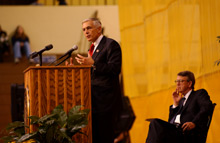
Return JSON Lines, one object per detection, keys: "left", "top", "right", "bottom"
{"left": 23, "top": 66, "right": 92, "bottom": 143}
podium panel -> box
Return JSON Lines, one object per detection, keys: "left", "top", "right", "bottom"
{"left": 24, "top": 66, "right": 92, "bottom": 143}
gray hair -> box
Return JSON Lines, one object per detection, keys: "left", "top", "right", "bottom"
{"left": 82, "top": 18, "right": 102, "bottom": 28}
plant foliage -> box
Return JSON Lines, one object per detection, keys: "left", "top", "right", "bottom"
{"left": 1, "top": 105, "right": 89, "bottom": 143}
{"left": 217, "top": 36, "right": 220, "bottom": 43}
{"left": 215, "top": 36, "right": 220, "bottom": 66}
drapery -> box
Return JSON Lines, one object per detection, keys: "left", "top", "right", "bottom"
{"left": 118, "top": 0, "right": 220, "bottom": 142}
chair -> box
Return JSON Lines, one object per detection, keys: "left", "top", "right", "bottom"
{"left": 204, "top": 103, "right": 216, "bottom": 142}
{"left": 184, "top": 103, "right": 216, "bottom": 143}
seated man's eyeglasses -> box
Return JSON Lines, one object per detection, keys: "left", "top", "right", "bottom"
{"left": 174, "top": 80, "right": 189, "bottom": 83}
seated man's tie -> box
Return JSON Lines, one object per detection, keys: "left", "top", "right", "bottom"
{"left": 170, "top": 97, "right": 186, "bottom": 124}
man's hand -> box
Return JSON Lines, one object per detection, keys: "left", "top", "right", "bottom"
{"left": 65, "top": 57, "right": 74, "bottom": 66}
{"left": 75, "top": 53, "right": 94, "bottom": 65}
{"left": 172, "top": 89, "right": 182, "bottom": 106}
{"left": 182, "top": 122, "right": 196, "bottom": 132}
{"left": 114, "top": 132, "right": 125, "bottom": 143}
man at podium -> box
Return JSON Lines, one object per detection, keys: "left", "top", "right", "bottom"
{"left": 66, "top": 18, "right": 123, "bottom": 143}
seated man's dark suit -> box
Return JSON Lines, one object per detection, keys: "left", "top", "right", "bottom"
{"left": 146, "top": 89, "right": 213, "bottom": 143}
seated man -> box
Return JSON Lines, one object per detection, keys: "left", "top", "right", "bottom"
{"left": 146, "top": 71, "right": 213, "bottom": 143}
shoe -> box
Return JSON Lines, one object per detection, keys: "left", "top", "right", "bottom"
{"left": 14, "top": 58, "right": 20, "bottom": 63}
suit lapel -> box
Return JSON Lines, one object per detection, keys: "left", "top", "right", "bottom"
{"left": 182, "top": 90, "right": 195, "bottom": 111}
{"left": 92, "top": 36, "right": 106, "bottom": 60}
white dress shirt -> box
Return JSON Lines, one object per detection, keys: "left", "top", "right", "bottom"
{"left": 174, "top": 90, "right": 192, "bottom": 124}
{"left": 92, "top": 34, "right": 103, "bottom": 54}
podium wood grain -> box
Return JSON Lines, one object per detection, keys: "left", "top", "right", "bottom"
{"left": 24, "top": 66, "right": 92, "bottom": 143}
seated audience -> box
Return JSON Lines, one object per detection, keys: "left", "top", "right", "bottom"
{"left": 146, "top": 70, "right": 213, "bottom": 143}
{"left": 0, "top": 25, "right": 10, "bottom": 62}
{"left": 31, "top": 0, "right": 43, "bottom": 5}
{"left": 57, "top": 0, "right": 67, "bottom": 5}
{"left": 11, "top": 25, "right": 32, "bottom": 63}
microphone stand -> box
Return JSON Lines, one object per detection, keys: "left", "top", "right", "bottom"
{"left": 31, "top": 52, "right": 43, "bottom": 66}
{"left": 48, "top": 53, "right": 71, "bottom": 66}
{"left": 55, "top": 53, "right": 71, "bottom": 66}
{"left": 39, "top": 53, "right": 43, "bottom": 66}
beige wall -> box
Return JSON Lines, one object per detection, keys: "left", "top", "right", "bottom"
{"left": 0, "top": 6, "right": 120, "bottom": 54}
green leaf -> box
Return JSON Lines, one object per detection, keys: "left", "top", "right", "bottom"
{"left": 58, "top": 127, "right": 74, "bottom": 143}
{"left": 52, "top": 105, "right": 67, "bottom": 127}
{"left": 28, "top": 116, "right": 40, "bottom": 124}
{"left": 38, "top": 113, "right": 57, "bottom": 123}
{"left": 0, "top": 121, "right": 26, "bottom": 143}
{"left": 39, "top": 128, "right": 46, "bottom": 134}
{"left": 5, "top": 121, "right": 24, "bottom": 131}
{"left": 1, "top": 136, "right": 15, "bottom": 143}
{"left": 45, "top": 119, "right": 55, "bottom": 125}
{"left": 46, "top": 126, "right": 56, "bottom": 143}
{"left": 68, "top": 105, "right": 82, "bottom": 116}
{"left": 77, "top": 130, "right": 89, "bottom": 137}
{"left": 13, "top": 127, "right": 25, "bottom": 137}
{"left": 82, "top": 109, "right": 90, "bottom": 114}
{"left": 70, "top": 123, "right": 88, "bottom": 133}
{"left": 1, "top": 104, "right": 89, "bottom": 143}
{"left": 17, "top": 132, "right": 37, "bottom": 142}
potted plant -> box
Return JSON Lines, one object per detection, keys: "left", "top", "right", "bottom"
{"left": 1, "top": 105, "right": 90, "bottom": 143}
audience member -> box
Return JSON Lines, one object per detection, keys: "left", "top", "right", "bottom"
{"left": 57, "top": 0, "right": 67, "bottom": 5}
{"left": 11, "top": 25, "right": 32, "bottom": 63}
{"left": 0, "top": 25, "right": 10, "bottom": 62}
{"left": 31, "top": 0, "right": 43, "bottom": 5}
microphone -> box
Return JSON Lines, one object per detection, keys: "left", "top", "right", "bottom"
{"left": 29, "top": 51, "right": 38, "bottom": 59}
{"left": 49, "top": 45, "right": 78, "bottom": 66}
{"left": 30, "top": 44, "right": 53, "bottom": 59}
{"left": 57, "top": 45, "right": 78, "bottom": 61}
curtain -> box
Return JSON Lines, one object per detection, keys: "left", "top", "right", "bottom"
{"left": 118, "top": 0, "right": 220, "bottom": 142}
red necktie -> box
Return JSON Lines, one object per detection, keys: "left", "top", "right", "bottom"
{"left": 89, "top": 44, "right": 94, "bottom": 56}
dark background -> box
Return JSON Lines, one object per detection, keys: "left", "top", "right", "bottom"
{"left": 0, "top": 0, "right": 39, "bottom": 5}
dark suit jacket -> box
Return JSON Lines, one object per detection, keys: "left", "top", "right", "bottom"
{"left": 91, "top": 36, "right": 122, "bottom": 114}
{"left": 168, "top": 89, "right": 213, "bottom": 135}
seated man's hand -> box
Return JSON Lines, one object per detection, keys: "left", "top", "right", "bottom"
{"left": 182, "top": 122, "right": 196, "bottom": 132}
{"left": 114, "top": 132, "right": 126, "bottom": 143}
{"left": 172, "top": 89, "right": 182, "bottom": 106}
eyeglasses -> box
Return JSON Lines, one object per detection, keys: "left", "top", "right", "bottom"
{"left": 174, "top": 80, "right": 189, "bottom": 83}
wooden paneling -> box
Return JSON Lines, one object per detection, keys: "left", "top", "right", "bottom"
{"left": 0, "top": 61, "right": 31, "bottom": 142}
{"left": 24, "top": 66, "right": 92, "bottom": 143}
